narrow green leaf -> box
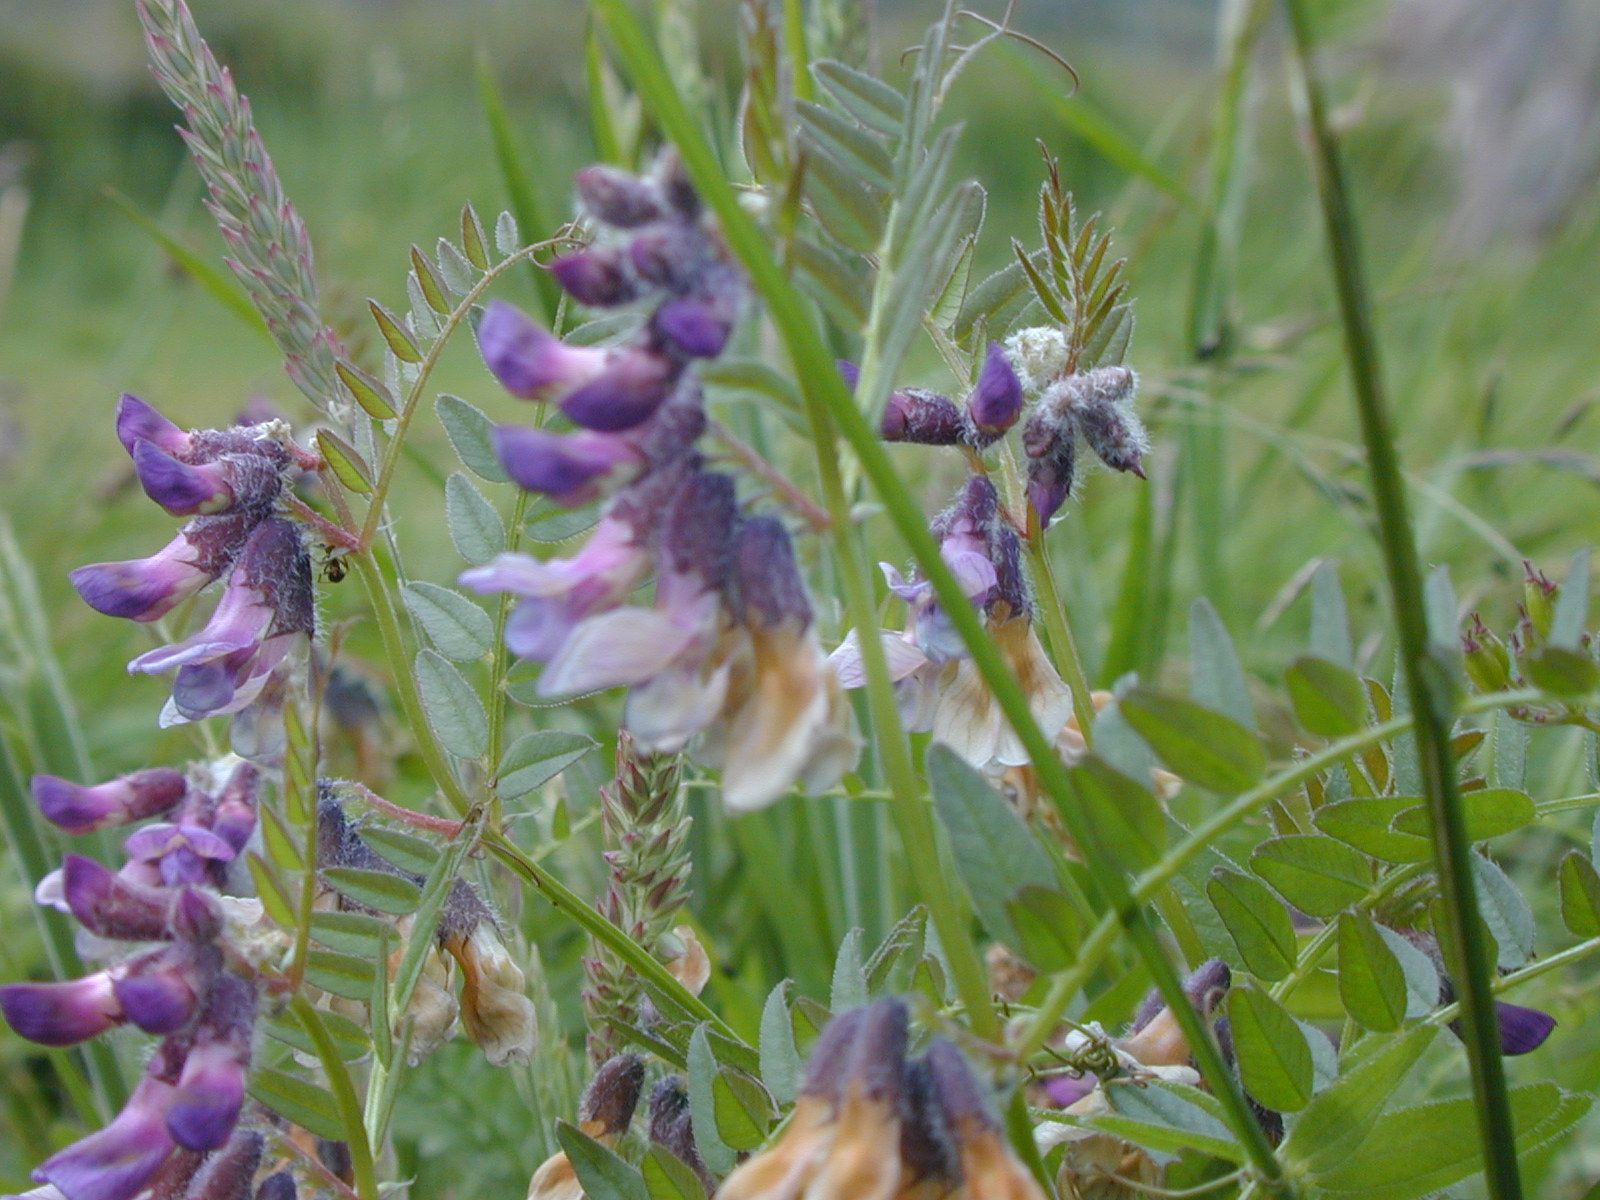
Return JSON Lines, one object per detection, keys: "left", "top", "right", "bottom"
{"left": 1189, "top": 598, "right": 1255, "bottom": 731}
{"left": 1120, "top": 688, "right": 1265, "bottom": 793}
{"left": 261, "top": 1007, "right": 370, "bottom": 1063}
{"left": 461, "top": 202, "right": 491, "bottom": 270}
{"left": 1207, "top": 868, "right": 1296, "bottom": 981}
{"left": 403, "top": 581, "right": 494, "bottom": 662}
{"left": 1314, "top": 796, "right": 1429, "bottom": 863}
{"left": 641, "top": 1146, "right": 707, "bottom": 1200}
{"left": 445, "top": 472, "right": 506, "bottom": 566}
{"left": 1373, "top": 923, "right": 1440, "bottom": 1018}
{"left": 796, "top": 100, "right": 894, "bottom": 192}
{"left": 437, "top": 394, "right": 510, "bottom": 483}
{"left": 1227, "top": 983, "right": 1314, "bottom": 1113}
{"left": 1286, "top": 655, "right": 1368, "bottom": 737}
{"left": 1471, "top": 852, "right": 1535, "bottom": 969}
{"left": 927, "top": 744, "right": 1058, "bottom": 951}
{"left": 477, "top": 53, "right": 561, "bottom": 318}
{"left": 686, "top": 1026, "right": 737, "bottom": 1175}
{"left": 1071, "top": 756, "right": 1165, "bottom": 873}
{"left": 498, "top": 730, "right": 597, "bottom": 802}
{"left": 247, "top": 854, "right": 297, "bottom": 928}
{"left": 1310, "top": 560, "right": 1353, "bottom": 667}
{"left": 317, "top": 430, "right": 374, "bottom": 494}
{"left": 1094, "top": 1079, "right": 1243, "bottom": 1163}
{"left": 830, "top": 928, "right": 867, "bottom": 1012}
{"left": 1559, "top": 850, "right": 1600, "bottom": 936}
{"left": 323, "top": 867, "right": 421, "bottom": 916}
{"left": 1283, "top": 1025, "right": 1437, "bottom": 1171}
{"left": 248, "top": 1068, "right": 346, "bottom": 1140}
{"left": 368, "top": 300, "right": 423, "bottom": 363}
{"left": 1391, "top": 788, "right": 1535, "bottom": 843}
{"left": 334, "top": 360, "right": 397, "bottom": 420}
{"left": 1336, "top": 912, "right": 1407, "bottom": 1032}
{"left": 415, "top": 649, "right": 489, "bottom": 760}
{"left": 310, "top": 909, "right": 394, "bottom": 957}
{"left": 410, "top": 245, "right": 451, "bottom": 314}
{"left": 303, "top": 948, "right": 378, "bottom": 1001}
{"left": 811, "top": 59, "right": 905, "bottom": 134}
{"left": 1005, "top": 885, "right": 1082, "bottom": 972}
{"left": 357, "top": 825, "right": 441, "bottom": 877}
{"left": 758, "top": 983, "right": 801, "bottom": 1105}
{"left": 1551, "top": 548, "right": 1591, "bottom": 649}
{"left": 558, "top": 1120, "right": 650, "bottom": 1200}
{"left": 1250, "top": 835, "right": 1372, "bottom": 919}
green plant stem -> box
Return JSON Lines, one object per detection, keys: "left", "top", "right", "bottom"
{"left": 592, "top": 0, "right": 998, "bottom": 1043}
{"left": 590, "top": 2, "right": 1287, "bottom": 1187}
{"left": 1012, "top": 686, "right": 1539, "bottom": 1062}
{"left": 291, "top": 996, "right": 379, "bottom": 1200}
{"left": 358, "top": 241, "right": 550, "bottom": 549}
{"left": 1281, "top": 5, "right": 1522, "bottom": 1195}
{"left": 1025, "top": 533, "right": 1099, "bottom": 741}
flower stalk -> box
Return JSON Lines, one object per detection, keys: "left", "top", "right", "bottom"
{"left": 1282, "top": 2, "right": 1524, "bottom": 1194}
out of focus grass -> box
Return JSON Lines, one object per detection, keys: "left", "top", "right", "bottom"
{"left": 2, "top": 0, "right": 1598, "bottom": 1193}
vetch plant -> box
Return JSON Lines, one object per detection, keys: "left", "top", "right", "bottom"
{"left": 1, "top": 3, "right": 1597, "bottom": 1200}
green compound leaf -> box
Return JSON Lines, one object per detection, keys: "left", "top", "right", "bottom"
{"left": 1558, "top": 850, "right": 1600, "bottom": 937}
{"left": 416, "top": 649, "right": 489, "bottom": 760}
{"left": 248, "top": 1068, "right": 346, "bottom": 1141}
{"left": 1250, "top": 835, "right": 1372, "bottom": 919}
{"left": 445, "top": 472, "right": 507, "bottom": 566}
{"left": 1286, "top": 655, "right": 1368, "bottom": 737}
{"left": 498, "top": 730, "right": 597, "bottom": 803}
{"left": 1336, "top": 911, "right": 1407, "bottom": 1032}
{"left": 403, "top": 581, "right": 494, "bottom": 662}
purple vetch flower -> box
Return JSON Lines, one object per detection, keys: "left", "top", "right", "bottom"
{"left": 32, "top": 1075, "right": 179, "bottom": 1200}
{"left": 538, "top": 472, "right": 740, "bottom": 751}
{"left": 700, "top": 517, "right": 857, "bottom": 811}
{"left": 207, "top": 761, "right": 261, "bottom": 856}
{"left": 558, "top": 348, "right": 679, "bottom": 433}
{"left": 116, "top": 393, "right": 193, "bottom": 459}
{"left": 32, "top": 769, "right": 186, "bottom": 834}
{"left": 647, "top": 1077, "right": 713, "bottom": 1192}
{"left": 123, "top": 822, "right": 238, "bottom": 887}
{"left": 0, "top": 974, "right": 122, "bottom": 1046}
{"left": 460, "top": 515, "right": 655, "bottom": 664}
{"left": 1493, "top": 1001, "right": 1558, "bottom": 1055}
{"left": 575, "top": 164, "right": 668, "bottom": 228}
{"left": 478, "top": 300, "right": 609, "bottom": 400}
{"left": 1022, "top": 411, "right": 1077, "bottom": 528}
{"left": 128, "top": 518, "right": 314, "bottom": 725}
{"left": 965, "top": 341, "right": 1024, "bottom": 443}
{"left": 165, "top": 974, "right": 255, "bottom": 1150}
{"left": 183, "top": 1130, "right": 262, "bottom": 1200}
{"left": 70, "top": 531, "right": 222, "bottom": 623}
{"left": 495, "top": 426, "right": 645, "bottom": 507}
{"left": 59, "top": 854, "right": 220, "bottom": 943}
{"left": 652, "top": 296, "right": 732, "bottom": 359}
{"left": 550, "top": 246, "right": 643, "bottom": 308}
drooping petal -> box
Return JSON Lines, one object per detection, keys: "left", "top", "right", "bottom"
{"left": 478, "top": 300, "right": 607, "bottom": 400}
{"left": 131, "top": 440, "right": 233, "bottom": 516}
{"left": 1495, "top": 1001, "right": 1556, "bottom": 1055}
{"left": 0, "top": 975, "right": 121, "bottom": 1046}
{"left": 33, "top": 1077, "right": 177, "bottom": 1200}
{"left": 32, "top": 769, "right": 187, "bottom": 834}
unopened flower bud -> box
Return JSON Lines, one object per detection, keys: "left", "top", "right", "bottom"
{"left": 1463, "top": 615, "right": 1513, "bottom": 693}
{"left": 734, "top": 517, "right": 812, "bottom": 630}
{"left": 132, "top": 441, "right": 235, "bottom": 516}
{"left": 1024, "top": 421, "right": 1075, "bottom": 528}
{"left": 32, "top": 769, "right": 187, "bottom": 835}
{"left": 495, "top": 426, "right": 643, "bottom": 507}
{"left": 652, "top": 298, "right": 731, "bottom": 359}
{"left": 184, "top": 1130, "right": 262, "bottom": 1200}
{"left": 880, "top": 388, "right": 967, "bottom": 445}
{"left": 965, "top": 342, "right": 1024, "bottom": 442}
{"left": 0, "top": 973, "right": 122, "bottom": 1046}
{"left": 117, "top": 393, "right": 192, "bottom": 459}
{"left": 628, "top": 227, "right": 702, "bottom": 291}
{"left": 559, "top": 350, "right": 678, "bottom": 433}
{"left": 551, "top": 248, "right": 642, "bottom": 308}
{"left": 647, "top": 1077, "right": 712, "bottom": 1190}
{"left": 576, "top": 165, "right": 667, "bottom": 228}
{"left": 580, "top": 1053, "right": 647, "bottom": 1138}
{"left": 1522, "top": 561, "right": 1557, "bottom": 642}
{"left": 478, "top": 301, "right": 608, "bottom": 401}
{"left": 254, "top": 1172, "right": 297, "bottom": 1200}
{"left": 166, "top": 974, "right": 255, "bottom": 1150}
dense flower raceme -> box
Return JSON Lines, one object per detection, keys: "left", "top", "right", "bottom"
{"left": 463, "top": 156, "right": 856, "bottom": 811}
{"left": 830, "top": 473, "right": 1072, "bottom": 774}
{"left": 719, "top": 997, "right": 1043, "bottom": 1200}
{"left": 69, "top": 396, "right": 316, "bottom": 729}
{"left": 314, "top": 790, "right": 537, "bottom": 1066}
{"left": 1, "top": 759, "right": 282, "bottom": 1200}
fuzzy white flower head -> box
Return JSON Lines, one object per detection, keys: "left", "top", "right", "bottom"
{"left": 1004, "top": 327, "right": 1070, "bottom": 394}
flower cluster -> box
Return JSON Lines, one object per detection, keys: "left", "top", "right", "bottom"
{"left": 69, "top": 396, "right": 315, "bottom": 729}
{"left": 463, "top": 155, "right": 856, "bottom": 811}
{"left": 719, "top": 998, "right": 1044, "bottom": 1200}
{"left": 2, "top": 761, "right": 276, "bottom": 1200}
{"left": 830, "top": 473, "right": 1071, "bottom": 774}
{"left": 314, "top": 790, "right": 537, "bottom": 1066}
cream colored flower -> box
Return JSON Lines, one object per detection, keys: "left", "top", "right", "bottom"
{"left": 445, "top": 924, "right": 537, "bottom": 1067}
{"left": 664, "top": 925, "right": 711, "bottom": 997}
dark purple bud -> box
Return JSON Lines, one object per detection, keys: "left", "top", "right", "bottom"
{"left": 900, "top": 1058, "right": 956, "bottom": 1183}
{"left": 185, "top": 1131, "right": 263, "bottom": 1200}
{"left": 33, "top": 769, "right": 187, "bottom": 834}
{"left": 840, "top": 997, "right": 909, "bottom": 1103}
{"left": 1183, "top": 959, "right": 1232, "bottom": 1016}
{"left": 652, "top": 297, "right": 731, "bottom": 359}
{"left": 580, "top": 1053, "right": 646, "bottom": 1136}
{"left": 1077, "top": 398, "right": 1146, "bottom": 478}
{"left": 800, "top": 1006, "right": 867, "bottom": 1102}
{"left": 254, "top": 1172, "right": 298, "bottom": 1200}
{"left": 1024, "top": 423, "right": 1076, "bottom": 529}
{"left": 628, "top": 227, "right": 702, "bottom": 290}
{"left": 923, "top": 1036, "right": 996, "bottom": 1131}
{"left": 559, "top": 350, "right": 677, "bottom": 433}
{"left": 576, "top": 165, "right": 666, "bottom": 227}
{"left": 1494, "top": 1001, "right": 1556, "bottom": 1055}
{"left": 61, "top": 854, "right": 218, "bottom": 943}
{"left": 113, "top": 946, "right": 214, "bottom": 1035}
{"left": 953, "top": 473, "right": 1000, "bottom": 528}
{"left": 660, "top": 472, "right": 738, "bottom": 588}
{"left": 170, "top": 887, "right": 224, "bottom": 943}
{"left": 653, "top": 150, "right": 701, "bottom": 220}
{"left": 966, "top": 343, "right": 1023, "bottom": 440}
{"left": 550, "top": 248, "right": 642, "bottom": 308}
{"left": 34, "top": 1076, "right": 177, "bottom": 1200}
{"left": 71, "top": 535, "right": 216, "bottom": 623}
{"left": 0, "top": 974, "right": 121, "bottom": 1045}
{"left": 494, "top": 425, "right": 642, "bottom": 506}
{"left": 133, "top": 441, "right": 234, "bottom": 516}
{"left": 117, "top": 393, "right": 191, "bottom": 458}
{"left": 478, "top": 300, "right": 607, "bottom": 400}
{"left": 210, "top": 762, "right": 260, "bottom": 854}
{"left": 167, "top": 975, "right": 255, "bottom": 1151}
{"left": 987, "top": 522, "right": 1030, "bottom": 621}
{"left": 880, "top": 389, "right": 966, "bottom": 445}
{"left": 733, "top": 517, "right": 813, "bottom": 629}
{"left": 648, "top": 1077, "right": 713, "bottom": 1191}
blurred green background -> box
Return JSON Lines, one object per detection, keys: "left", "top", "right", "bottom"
{"left": 3, "top": 0, "right": 1599, "bottom": 1193}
